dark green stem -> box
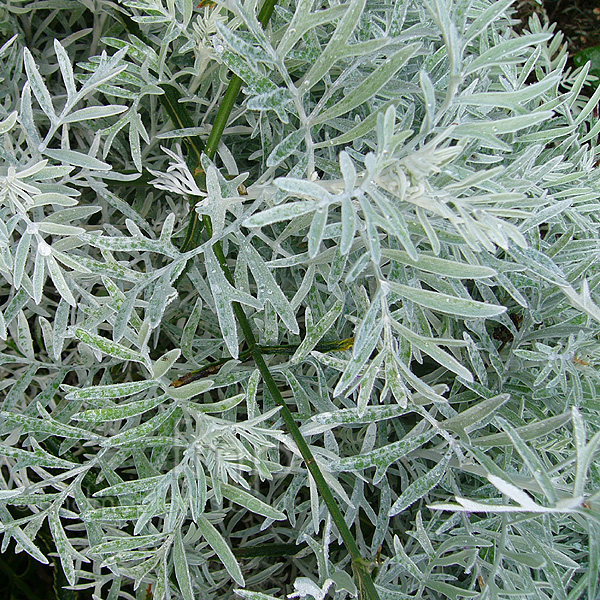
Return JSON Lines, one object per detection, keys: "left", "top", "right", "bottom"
{"left": 123, "top": 2, "right": 379, "bottom": 597}
{"left": 205, "top": 0, "right": 278, "bottom": 159}
{"left": 234, "top": 541, "right": 308, "bottom": 558}
{"left": 178, "top": 0, "right": 279, "bottom": 252}
{"left": 207, "top": 218, "right": 379, "bottom": 600}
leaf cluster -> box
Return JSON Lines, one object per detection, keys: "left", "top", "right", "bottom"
{"left": 0, "top": 1, "right": 600, "bottom": 600}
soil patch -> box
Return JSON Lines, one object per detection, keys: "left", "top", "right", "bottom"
{"left": 514, "top": 0, "right": 600, "bottom": 55}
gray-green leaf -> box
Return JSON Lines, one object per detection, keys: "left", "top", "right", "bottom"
{"left": 197, "top": 515, "right": 244, "bottom": 586}
{"left": 386, "top": 281, "right": 506, "bottom": 318}
{"left": 388, "top": 451, "right": 452, "bottom": 516}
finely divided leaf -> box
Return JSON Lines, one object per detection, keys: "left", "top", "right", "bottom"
{"left": 311, "top": 44, "right": 420, "bottom": 125}
{"left": 244, "top": 243, "right": 298, "bottom": 334}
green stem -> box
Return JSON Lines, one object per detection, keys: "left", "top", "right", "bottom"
{"left": 180, "top": 2, "right": 278, "bottom": 250}
{"left": 177, "top": 73, "right": 244, "bottom": 251}
{"left": 123, "top": 2, "right": 379, "bottom": 597}
{"left": 203, "top": 75, "right": 243, "bottom": 161}
{"left": 234, "top": 541, "right": 308, "bottom": 558}
{"left": 207, "top": 218, "right": 379, "bottom": 600}
{"left": 205, "top": 0, "right": 278, "bottom": 159}
{"left": 178, "top": 0, "right": 279, "bottom": 252}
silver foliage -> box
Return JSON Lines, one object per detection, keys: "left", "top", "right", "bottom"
{"left": 1, "top": 1, "right": 600, "bottom": 599}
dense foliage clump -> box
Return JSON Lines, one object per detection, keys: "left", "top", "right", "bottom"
{"left": 0, "top": 1, "right": 599, "bottom": 599}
